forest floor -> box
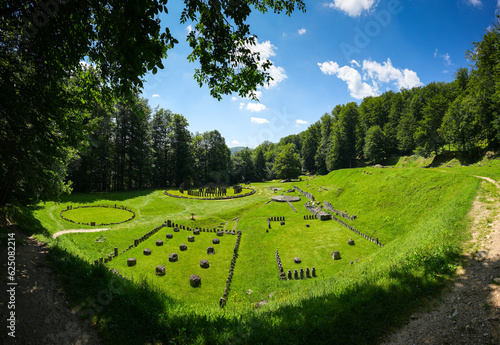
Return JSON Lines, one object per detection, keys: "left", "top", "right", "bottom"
{"left": 1, "top": 175, "right": 499, "bottom": 345}
{"left": 381, "top": 176, "right": 500, "bottom": 345}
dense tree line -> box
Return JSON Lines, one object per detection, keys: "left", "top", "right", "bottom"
{"left": 3, "top": 2, "right": 499, "bottom": 202}
{"left": 67, "top": 95, "right": 235, "bottom": 192}
{"left": 59, "top": 17, "right": 500, "bottom": 191}
{"left": 0, "top": 0, "right": 304, "bottom": 205}
{"left": 249, "top": 20, "right": 500, "bottom": 175}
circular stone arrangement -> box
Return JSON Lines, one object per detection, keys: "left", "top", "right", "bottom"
{"left": 164, "top": 187, "right": 256, "bottom": 200}
{"left": 60, "top": 205, "right": 135, "bottom": 226}
{"left": 270, "top": 195, "right": 301, "bottom": 202}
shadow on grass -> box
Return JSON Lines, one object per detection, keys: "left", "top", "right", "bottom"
{"left": 40, "top": 238, "right": 482, "bottom": 345}
{"left": 0, "top": 202, "right": 52, "bottom": 238}
{"left": 425, "top": 150, "right": 485, "bottom": 168}
{"left": 15, "top": 201, "right": 497, "bottom": 345}
{"left": 58, "top": 189, "right": 157, "bottom": 204}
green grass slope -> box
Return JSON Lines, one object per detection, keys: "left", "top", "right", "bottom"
{"left": 17, "top": 166, "right": 488, "bottom": 344}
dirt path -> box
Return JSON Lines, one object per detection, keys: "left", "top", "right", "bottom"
{"left": 381, "top": 176, "right": 500, "bottom": 344}
{"left": 52, "top": 228, "right": 110, "bottom": 239}
{"left": 0, "top": 225, "right": 101, "bottom": 345}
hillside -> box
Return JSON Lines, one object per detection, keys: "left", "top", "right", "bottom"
{"left": 1, "top": 164, "right": 494, "bottom": 344}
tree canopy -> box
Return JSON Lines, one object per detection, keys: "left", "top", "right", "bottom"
{"left": 0, "top": 0, "right": 305, "bottom": 205}
{"left": 274, "top": 143, "right": 300, "bottom": 180}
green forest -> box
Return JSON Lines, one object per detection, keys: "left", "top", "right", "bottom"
{"left": 3, "top": 6, "right": 500, "bottom": 204}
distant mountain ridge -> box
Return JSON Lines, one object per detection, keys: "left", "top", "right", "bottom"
{"left": 230, "top": 146, "right": 247, "bottom": 155}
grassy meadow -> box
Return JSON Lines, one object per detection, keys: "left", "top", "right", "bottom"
{"left": 17, "top": 163, "right": 498, "bottom": 344}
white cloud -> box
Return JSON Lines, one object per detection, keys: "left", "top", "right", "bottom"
{"left": 326, "top": 0, "right": 377, "bottom": 17}
{"left": 247, "top": 90, "right": 263, "bottom": 100}
{"left": 351, "top": 59, "right": 361, "bottom": 67}
{"left": 186, "top": 25, "right": 193, "bottom": 33}
{"left": 298, "top": 28, "right": 307, "bottom": 35}
{"left": 247, "top": 103, "right": 267, "bottom": 113}
{"left": 248, "top": 39, "right": 287, "bottom": 88}
{"left": 318, "top": 61, "right": 378, "bottom": 99}
{"left": 467, "top": 0, "right": 482, "bottom": 7}
{"left": 250, "top": 40, "right": 276, "bottom": 60}
{"left": 318, "top": 58, "right": 422, "bottom": 99}
{"left": 441, "top": 53, "right": 452, "bottom": 66}
{"left": 362, "top": 59, "right": 423, "bottom": 90}
{"left": 250, "top": 116, "right": 270, "bottom": 124}
{"left": 239, "top": 102, "right": 245, "bottom": 110}
{"left": 233, "top": 90, "right": 263, "bottom": 101}
{"left": 434, "top": 49, "right": 452, "bottom": 66}
{"left": 296, "top": 119, "right": 309, "bottom": 125}
{"left": 232, "top": 140, "right": 241, "bottom": 146}
{"left": 152, "top": 94, "right": 160, "bottom": 98}
{"left": 266, "top": 65, "right": 287, "bottom": 88}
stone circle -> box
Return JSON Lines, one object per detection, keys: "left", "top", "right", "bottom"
{"left": 143, "top": 248, "right": 152, "bottom": 255}
{"left": 217, "top": 231, "right": 224, "bottom": 237}
{"left": 331, "top": 250, "right": 341, "bottom": 260}
{"left": 193, "top": 229, "right": 200, "bottom": 235}
{"left": 348, "top": 239, "right": 355, "bottom": 245}
{"left": 188, "top": 235, "right": 195, "bottom": 242}
{"left": 180, "top": 244, "right": 187, "bottom": 251}
{"left": 294, "top": 257, "right": 301, "bottom": 264}
{"left": 156, "top": 239, "right": 163, "bottom": 246}
{"left": 190, "top": 274, "right": 201, "bottom": 287}
{"left": 212, "top": 238, "right": 220, "bottom": 244}
{"left": 173, "top": 227, "right": 180, "bottom": 232}
{"left": 207, "top": 247, "right": 215, "bottom": 255}
{"left": 59, "top": 204, "right": 135, "bottom": 226}
{"left": 166, "top": 233, "right": 173, "bottom": 239}
{"left": 127, "top": 258, "right": 136, "bottom": 266}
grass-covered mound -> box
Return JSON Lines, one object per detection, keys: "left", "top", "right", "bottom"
{"left": 23, "top": 165, "right": 490, "bottom": 344}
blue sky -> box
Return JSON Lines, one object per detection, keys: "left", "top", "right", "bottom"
{"left": 142, "top": 0, "right": 499, "bottom": 148}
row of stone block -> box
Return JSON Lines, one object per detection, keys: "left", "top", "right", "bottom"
{"left": 324, "top": 202, "right": 357, "bottom": 221}
{"left": 95, "top": 223, "right": 165, "bottom": 264}
{"left": 294, "top": 186, "right": 315, "bottom": 201}
{"left": 283, "top": 267, "right": 316, "bottom": 280}
{"left": 221, "top": 230, "right": 242, "bottom": 307}
{"left": 331, "top": 215, "right": 383, "bottom": 247}
{"left": 276, "top": 250, "right": 283, "bottom": 275}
